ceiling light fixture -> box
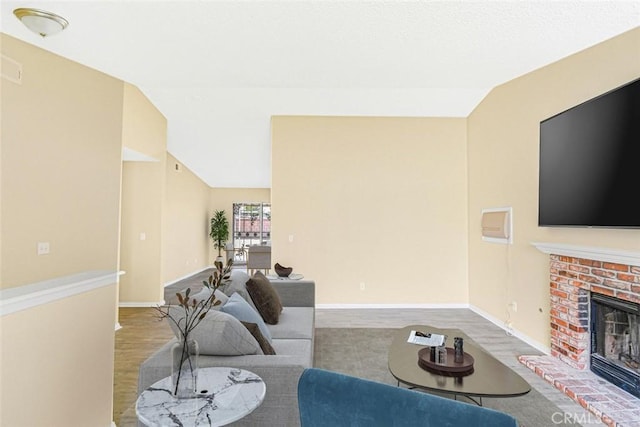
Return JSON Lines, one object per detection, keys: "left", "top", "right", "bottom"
{"left": 13, "top": 8, "right": 69, "bottom": 38}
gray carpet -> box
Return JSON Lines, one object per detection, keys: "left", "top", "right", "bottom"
{"left": 314, "top": 328, "right": 581, "bottom": 427}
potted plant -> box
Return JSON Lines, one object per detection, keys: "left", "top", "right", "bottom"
{"left": 210, "top": 210, "right": 229, "bottom": 262}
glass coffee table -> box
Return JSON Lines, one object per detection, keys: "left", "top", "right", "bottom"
{"left": 388, "top": 325, "right": 530, "bottom": 405}
{"left": 136, "top": 367, "right": 266, "bottom": 426}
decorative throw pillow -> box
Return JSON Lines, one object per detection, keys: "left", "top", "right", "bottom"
{"left": 221, "top": 292, "right": 273, "bottom": 342}
{"left": 219, "top": 269, "right": 259, "bottom": 311}
{"left": 246, "top": 271, "right": 283, "bottom": 325}
{"left": 166, "top": 307, "right": 260, "bottom": 355}
{"left": 241, "top": 321, "right": 276, "bottom": 355}
{"left": 188, "top": 286, "right": 212, "bottom": 303}
{"left": 188, "top": 288, "right": 229, "bottom": 309}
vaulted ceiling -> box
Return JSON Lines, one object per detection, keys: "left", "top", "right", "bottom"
{"left": 2, "top": 1, "right": 638, "bottom": 188}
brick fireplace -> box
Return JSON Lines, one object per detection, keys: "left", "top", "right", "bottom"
{"left": 549, "top": 254, "right": 640, "bottom": 371}
{"left": 520, "top": 243, "right": 640, "bottom": 427}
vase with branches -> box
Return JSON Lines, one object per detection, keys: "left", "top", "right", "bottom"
{"left": 210, "top": 210, "right": 230, "bottom": 261}
{"left": 155, "top": 259, "right": 233, "bottom": 397}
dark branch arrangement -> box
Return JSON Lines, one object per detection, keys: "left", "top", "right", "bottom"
{"left": 155, "top": 259, "right": 234, "bottom": 395}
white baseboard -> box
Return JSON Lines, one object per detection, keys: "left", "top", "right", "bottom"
{"left": 119, "top": 300, "right": 165, "bottom": 308}
{"left": 316, "top": 303, "right": 469, "bottom": 309}
{"left": 469, "top": 304, "right": 550, "bottom": 354}
{"left": 115, "top": 322, "right": 122, "bottom": 331}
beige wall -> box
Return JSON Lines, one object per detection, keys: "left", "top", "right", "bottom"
{"left": 1, "top": 284, "right": 117, "bottom": 426}
{"left": 120, "top": 161, "right": 165, "bottom": 303}
{"left": 1, "top": 34, "right": 121, "bottom": 426}
{"left": 121, "top": 155, "right": 270, "bottom": 298}
{"left": 119, "top": 84, "right": 167, "bottom": 304}
{"left": 1, "top": 53, "right": 4, "bottom": 283}
{"left": 272, "top": 116, "right": 468, "bottom": 304}
{"left": 123, "top": 154, "right": 270, "bottom": 292}
{"left": 162, "top": 155, "right": 212, "bottom": 284}
{"left": 1, "top": 35, "right": 123, "bottom": 288}
{"left": 467, "top": 28, "right": 640, "bottom": 348}
{"left": 122, "top": 84, "right": 166, "bottom": 160}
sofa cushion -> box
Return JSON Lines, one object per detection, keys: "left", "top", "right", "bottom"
{"left": 246, "top": 271, "right": 283, "bottom": 325}
{"left": 213, "top": 289, "right": 229, "bottom": 305}
{"left": 166, "top": 307, "right": 261, "bottom": 356}
{"left": 221, "top": 293, "right": 273, "bottom": 343}
{"left": 270, "top": 338, "right": 313, "bottom": 366}
{"left": 268, "top": 307, "right": 314, "bottom": 340}
{"left": 187, "top": 287, "right": 228, "bottom": 309}
{"left": 242, "top": 321, "right": 276, "bottom": 355}
{"left": 219, "top": 269, "right": 258, "bottom": 311}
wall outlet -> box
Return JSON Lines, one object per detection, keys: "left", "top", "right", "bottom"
{"left": 509, "top": 301, "right": 518, "bottom": 312}
{"left": 359, "top": 282, "right": 366, "bottom": 291}
{"left": 505, "top": 321, "right": 514, "bottom": 336}
{"left": 37, "top": 242, "right": 50, "bottom": 255}
{"left": 288, "top": 234, "right": 294, "bottom": 243}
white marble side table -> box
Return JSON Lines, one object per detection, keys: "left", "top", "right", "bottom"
{"left": 136, "top": 367, "right": 266, "bottom": 427}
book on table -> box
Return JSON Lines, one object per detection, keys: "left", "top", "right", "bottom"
{"left": 407, "top": 330, "right": 447, "bottom": 347}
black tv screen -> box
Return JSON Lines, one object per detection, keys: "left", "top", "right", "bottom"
{"left": 538, "top": 78, "right": 640, "bottom": 228}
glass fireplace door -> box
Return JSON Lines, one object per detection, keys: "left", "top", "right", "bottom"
{"left": 590, "top": 292, "right": 640, "bottom": 397}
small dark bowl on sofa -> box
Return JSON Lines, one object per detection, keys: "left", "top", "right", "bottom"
{"left": 275, "top": 263, "right": 293, "bottom": 277}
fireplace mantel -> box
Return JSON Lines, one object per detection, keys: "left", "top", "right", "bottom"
{"left": 532, "top": 242, "right": 640, "bottom": 267}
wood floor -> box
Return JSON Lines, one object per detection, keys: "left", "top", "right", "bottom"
{"left": 114, "top": 307, "right": 174, "bottom": 426}
{"left": 114, "top": 306, "right": 603, "bottom": 426}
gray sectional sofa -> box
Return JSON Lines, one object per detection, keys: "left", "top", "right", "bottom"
{"left": 137, "top": 273, "right": 315, "bottom": 426}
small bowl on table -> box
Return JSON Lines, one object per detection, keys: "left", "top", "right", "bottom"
{"left": 274, "top": 263, "right": 293, "bottom": 277}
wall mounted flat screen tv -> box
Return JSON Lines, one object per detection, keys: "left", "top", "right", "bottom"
{"left": 538, "top": 77, "right": 640, "bottom": 228}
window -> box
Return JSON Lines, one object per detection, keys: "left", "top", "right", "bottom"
{"left": 232, "top": 203, "right": 271, "bottom": 254}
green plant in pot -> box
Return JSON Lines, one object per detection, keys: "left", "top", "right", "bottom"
{"left": 210, "top": 209, "right": 229, "bottom": 262}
